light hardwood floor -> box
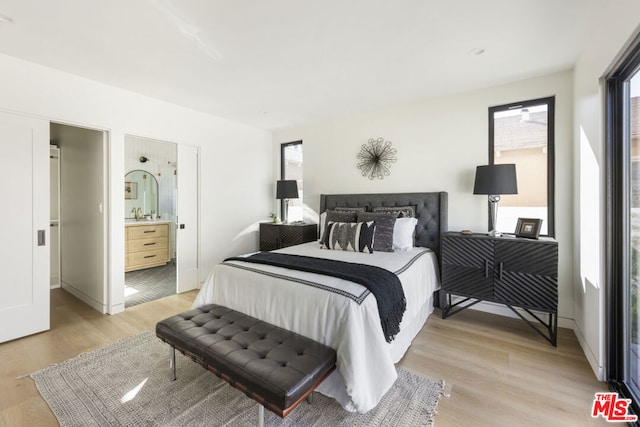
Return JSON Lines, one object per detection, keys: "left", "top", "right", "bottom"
{"left": 0, "top": 289, "right": 609, "bottom": 426}
{"left": 398, "top": 309, "right": 610, "bottom": 426}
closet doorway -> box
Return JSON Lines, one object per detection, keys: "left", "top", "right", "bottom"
{"left": 50, "top": 123, "right": 107, "bottom": 313}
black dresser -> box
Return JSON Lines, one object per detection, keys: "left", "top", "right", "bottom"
{"left": 440, "top": 232, "right": 559, "bottom": 345}
{"left": 259, "top": 222, "right": 318, "bottom": 251}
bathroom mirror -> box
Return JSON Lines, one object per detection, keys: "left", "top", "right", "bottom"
{"left": 125, "top": 170, "right": 158, "bottom": 218}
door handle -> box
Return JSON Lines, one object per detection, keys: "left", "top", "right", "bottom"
{"left": 484, "top": 259, "right": 489, "bottom": 278}
{"left": 499, "top": 262, "right": 504, "bottom": 281}
{"left": 37, "top": 229, "right": 46, "bottom": 246}
{"left": 179, "top": 224, "right": 185, "bottom": 229}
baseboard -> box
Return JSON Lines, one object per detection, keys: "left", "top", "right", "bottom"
{"left": 572, "top": 319, "right": 604, "bottom": 381}
{"left": 61, "top": 282, "right": 107, "bottom": 314}
{"left": 109, "top": 303, "right": 125, "bottom": 315}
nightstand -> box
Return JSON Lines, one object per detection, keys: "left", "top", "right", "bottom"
{"left": 259, "top": 222, "right": 318, "bottom": 251}
{"left": 440, "top": 232, "right": 559, "bottom": 345}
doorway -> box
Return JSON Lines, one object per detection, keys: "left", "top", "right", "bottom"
{"left": 50, "top": 123, "right": 107, "bottom": 313}
{"left": 606, "top": 38, "right": 640, "bottom": 414}
{"left": 124, "top": 135, "right": 177, "bottom": 307}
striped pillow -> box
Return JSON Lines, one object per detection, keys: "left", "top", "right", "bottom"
{"left": 324, "top": 221, "right": 375, "bottom": 253}
{"left": 319, "top": 211, "right": 357, "bottom": 245}
{"left": 357, "top": 212, "right": 397, "bottom": 252}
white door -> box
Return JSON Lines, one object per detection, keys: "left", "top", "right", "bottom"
{"left": 0, "top": 112, "right": 49, "bottom": 342}
{"left": 176, "top": 144, "right": 198, "bottom": 293}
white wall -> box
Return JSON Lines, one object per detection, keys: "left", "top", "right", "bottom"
{"left": 0, "top": 52, "right": 272, "bottom": 314}
{"left": 273, "top": 70, "right": 575, "bottom": 322}
{"left": 573, "top": 3, "right": 640, "bottom": 379}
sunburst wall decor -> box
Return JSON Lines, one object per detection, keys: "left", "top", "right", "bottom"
{"left": 357, "top": 137, "right": 397, "bottom": 180}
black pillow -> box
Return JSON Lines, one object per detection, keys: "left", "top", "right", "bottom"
{"left": 372, "top": 205, "right": 416, "bottom": 218}
{"left": 357, "top": 212, "right": 397, "bottom": 252}
{"left": 335, "top": 206, "right": 367, "bottom": 213}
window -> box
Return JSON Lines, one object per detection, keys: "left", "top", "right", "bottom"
{"left": 606, "top": 38, "right": 640, "bottom": 416}
{"left": 489, "top": 97, "right": 555, "bottom": 236}
{"left": 280, "top": 141, "right": 303, "bottom": 222}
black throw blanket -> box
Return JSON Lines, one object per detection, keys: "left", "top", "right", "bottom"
{"left": 224, "top": 252, "right": 406, "bottom": 343}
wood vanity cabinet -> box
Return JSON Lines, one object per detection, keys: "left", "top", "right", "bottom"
{"left": 125, "top": 222, "right": 171, "bottom": 272}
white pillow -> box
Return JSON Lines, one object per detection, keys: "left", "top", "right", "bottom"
{"left": 318, "top": 211, "right": 327, "bottom": 242}
{"left": 393, "top": 217, "right": 418, "bottom": 251}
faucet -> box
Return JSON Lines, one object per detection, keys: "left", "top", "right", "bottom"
{"left": 130, "top": 207, "right": 137, "bottom": 219}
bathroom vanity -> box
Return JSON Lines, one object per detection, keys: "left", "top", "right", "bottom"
{"left": 125, "top": 221, "right": 171, "bottom": 272}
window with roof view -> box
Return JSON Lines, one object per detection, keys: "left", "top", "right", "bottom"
{"left": 489, "top": 97, "right": 555, "bottom": 236}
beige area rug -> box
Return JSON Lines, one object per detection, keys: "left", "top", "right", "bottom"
{"left": 30, "top": 330, "right": 443, "bottom": 426}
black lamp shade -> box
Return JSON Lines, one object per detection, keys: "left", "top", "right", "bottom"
{"left": 276, "top": 180, "right": 299, "bottom": 199}
{"left": 473, "top": 164, "right": 517, "bottom": 195}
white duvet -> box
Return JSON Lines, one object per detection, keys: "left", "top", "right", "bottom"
{"left": 192, "top": 242, "right": 440, "bottom": 413}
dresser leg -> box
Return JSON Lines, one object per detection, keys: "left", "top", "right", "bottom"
{"left": 551, "top": 312, "right": 558, "bottom": 347}
{"left": 440, "top": 291, "right": 448, "bottom": 318}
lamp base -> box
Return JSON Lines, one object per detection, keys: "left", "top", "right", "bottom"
{"left": 282, "top": 199, "right": 289, "bottom": 223}
{"left": 488, "top": 195, "right": 501, "bottom": 236}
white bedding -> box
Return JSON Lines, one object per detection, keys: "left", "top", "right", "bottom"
{"left": 192, "top": 241, "right": 440, "bottom": 413}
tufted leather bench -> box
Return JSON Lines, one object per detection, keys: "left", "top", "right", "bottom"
{"left": 156, "top": 304, "right": 336, "bottom": 423}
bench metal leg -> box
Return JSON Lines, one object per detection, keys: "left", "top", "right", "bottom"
{"left": 306, "top": 392, "right": 314, "bottom": 404}
{"left": 257, "top": 404, "right": 264, "bottom": 427}
{"left": 170, "top": 346, "right": 176, "bottom": 381}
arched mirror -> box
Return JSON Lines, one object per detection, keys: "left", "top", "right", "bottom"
{"left": 125, "top": 170, "right": 158, "bottom": 219}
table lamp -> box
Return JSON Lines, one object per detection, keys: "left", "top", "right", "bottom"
{"left": 276, "top": 180, "right": 299, "bottom": 223}
{"left": 473, "top": 164, "right": 518, "bottom": 236}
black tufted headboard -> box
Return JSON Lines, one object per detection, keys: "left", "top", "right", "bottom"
{"left": 319, "top": 192, "right": 448, "bottom": 258}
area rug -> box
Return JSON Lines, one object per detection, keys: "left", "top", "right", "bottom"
{"left": 30, "top": 330, "right": 443, "bottom": 426}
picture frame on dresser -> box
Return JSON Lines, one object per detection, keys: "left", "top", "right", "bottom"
{"left": 515, "top": 217, "right": 542, "bottom": 239}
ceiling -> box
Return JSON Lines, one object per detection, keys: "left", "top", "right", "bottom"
{"left": 0, "top": 1, "right": 601, "bottom": 131}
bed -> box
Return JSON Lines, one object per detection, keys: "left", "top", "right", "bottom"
{"left": 193, "top": 192, "right": 448, "bottom": 413}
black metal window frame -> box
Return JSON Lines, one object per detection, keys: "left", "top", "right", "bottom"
{"left": 280, "top": 140, "right": 303, "bottom": 216}
{"left": 606, "top": 36, "right": 640, "bottom": 420}
{"left": 488, "top": 96, "right": 556, "bottom": 237}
